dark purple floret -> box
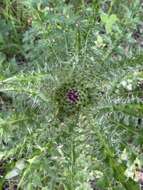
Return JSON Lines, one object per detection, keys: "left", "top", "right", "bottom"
{"left": 66, "top": 89, "right": 79, "bottom": 104}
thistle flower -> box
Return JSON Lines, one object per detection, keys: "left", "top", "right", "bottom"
{"left": 54, "top": 80, "right": 91, "bottom": 121}
{"left": 66, "top": 89, "right": 79, "bottom": 104}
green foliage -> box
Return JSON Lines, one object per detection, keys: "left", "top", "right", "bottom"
{"left": 0, "top": 0, "right": 143, "bottom": 189}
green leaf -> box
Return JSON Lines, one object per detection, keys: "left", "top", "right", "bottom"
{"left": 15, "top": 159, "right": 26, "bottom": 171}
{"left": 100, "top": 13, "right": 118, "bottom": 34}
{"left": 0, "top": 52, "right": 6, "bottom": 64}
{"left": 5, "top": 168, "right": 19, "bottom": 179}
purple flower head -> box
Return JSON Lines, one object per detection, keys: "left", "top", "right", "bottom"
{"left": 66, "top": 89, "right": 79, "bottom": 104}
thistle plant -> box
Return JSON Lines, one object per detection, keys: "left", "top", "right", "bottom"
{"left": 0, "top": 0, "right": 143, "bottom": 190}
